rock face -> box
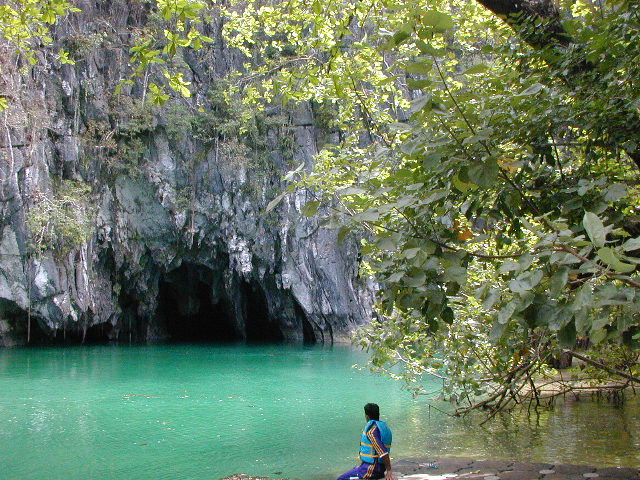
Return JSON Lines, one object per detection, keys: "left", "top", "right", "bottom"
{"left": 0, "top": 0, "right": 373, "bottom": 346}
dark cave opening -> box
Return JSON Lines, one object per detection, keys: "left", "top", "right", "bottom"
{"left": 117, "top": 291, "right": 145, "bottom": 344}
{"left": 242, "top": 281, "right": 284, "bottom": 344}
{"left": 0, "top": 298, "right": 114, "bottom": 346}
{"left": 24, "top": 317, "right": 50, "bottom": 345}
{"left": 49, "top": 319, "right": 113, "bottom": 345}
{"left": 0, "top": 298, "right": 57, "bottom": 345}
{"left": 0, "top": 298, "right": 36, "bottom": 345}
{"left": 157, "top": 263, "right": 240, "bottom": 343}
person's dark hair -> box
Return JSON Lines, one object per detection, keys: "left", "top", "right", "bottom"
{"left": 364, "top": 403, "right": 380, "bottom": 420}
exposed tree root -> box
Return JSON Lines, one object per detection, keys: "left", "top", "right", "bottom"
{"left": 453, "top": 348, "right": 638, "bottom": 422}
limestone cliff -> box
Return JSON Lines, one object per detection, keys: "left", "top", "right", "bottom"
{"left": 0, "top": 0, "right": 374, "bottom": 346}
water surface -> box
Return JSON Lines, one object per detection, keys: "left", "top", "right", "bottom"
{"left": 0, "top": 345, "right": 638, "bottom": 480}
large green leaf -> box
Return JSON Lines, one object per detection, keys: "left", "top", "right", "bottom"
{"left": 405, "top": 60, "right": 432, "bottom": 75}
{"left": 490, "top": 320, "right": 508, "bottom": 342}
{"left": 536, "top": 304, "right": 561, "bottom": 330}
{"left": 604, "top": 183, "right": 627, "bottom": 202}
{"left": 508, "top": 270, "right": 543, "bottom": 294}
{"left": 571, "top": 283, "right": 593, "bottom": 311}
{"left": 403, "top": 247, "right": 421, "bottom": 259}
{"left": 497, "top": 300, "right": 517, "bottom": 324}
{"left": 452, "top": 174, "right": 477, "bottom": 193}
{"left": 404, "top": 269, "right": 427, "bottom": 287}
{"left": 301, "top": 200, "right": 320, "bottom": 216}
{"left": 386, "top": 271, "right": 405, "bottom": 283}
{"left": 550, "top": 267, "right": 569, "bottom": 296}
{"left": 376, "top": 236, "right": 398, "bottom": 251}
{"left": 265, "top": 192, "right": 286, "bottom": 213}
{"left": 421, "top": 10, "right": 454, "bottom": 32}
{"left": 516, "top": 83, "right": 544, "bottom": 96}
{"left": 597, "top": 247, "right": 636, "bottom": 273}
{"left": 407, "top": 78, "right": 432, "bottom": 90}
{"left": 443, "top": 266, "right": 467, "bottom": 284}
{"left": 574, "top": 309, "right": 591, "bottom": 334}
{"left": 623, "top": 237, "right": 640, "bottom": 252}
{"left": 463, "top": 63, "right": 489, "bottom": 75}
{"left": 409, "top": 94, "right": 432, "bottom": 114}
{"left": 498, "top": 260, "right": 519, "bottom": 274}
{"left": 467, "top": 160, "right": 498, "bottom": 189}
{"left": 482, "top": 288, "right": 500, "bottom": 310}
{"left": 583, "top": 211, "right": 606, "bottom": 248}
{"left": 354, "top": 209, "right": 380, "bottom": 222}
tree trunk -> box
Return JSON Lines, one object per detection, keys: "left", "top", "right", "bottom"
{"left": 475, "top": 0, "right": 571, "bottom": 48}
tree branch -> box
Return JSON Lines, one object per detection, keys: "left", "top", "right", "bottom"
{"left": 474, "top": 0, "right": 640, "bottom": 170}
{"left": 565, "top": 350, "right": 640, "bottom": 385}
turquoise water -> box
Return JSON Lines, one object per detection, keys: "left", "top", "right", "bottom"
{"left": 0, "top": 345, "right": 638, "bottom": 480}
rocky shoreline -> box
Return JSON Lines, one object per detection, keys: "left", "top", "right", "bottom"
{"left": 393, "top": 458, "right": 639, "bottom": 480}
{"left": 223, "top": 458, "right": 640, "bottom": 480}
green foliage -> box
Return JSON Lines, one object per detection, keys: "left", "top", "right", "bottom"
{"left": 26, "top": 179, "right": 95, "bottom": 255}
{"left": 192, "top": 80, "right": 261, "bottom": 143}
{"left": 0, "top": 0, "right": 79, "bottom": 65}
{"left": 223, "top": 0, "right": 640, "bottom": 403}
{"left": 116, "top": 0, "right": 213, "bottom": 104}
{"left": 164, "top": 79, "right": 291, "bottom": 172}
{"left": 82, "top": 96, "right": 155, "bottom": 179}
{"left": 63, "top": 31, "right": 107, "bottom": 58}
{"left": 164, "top": 103, "right": 193, "bottom": 141}
{"left": 572, "top": 344, "right": 640, "bottom": 385}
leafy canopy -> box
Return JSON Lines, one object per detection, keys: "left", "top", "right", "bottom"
{"left": 0, "top": 0, "right": 79, "bottom": 75}
{"left": 223, "top": 0, "right": 640, "bottom": 404}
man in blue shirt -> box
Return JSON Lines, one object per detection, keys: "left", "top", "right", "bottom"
{"left": 337, "top": 403, "right": 394, "bottom": 480}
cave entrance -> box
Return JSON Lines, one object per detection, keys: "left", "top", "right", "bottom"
{"left": 117, "top": 291, "right": 145, "bottom": 344}
{"left": 0, "top": 298, "right": 32, "bottom": 346}
{"left": 242, "top": 281, "right": 284, "bottom": 344}
{"left": 157, "top": 263, "right": 240, "bottom": 343}
{"left": 0, "top": 299, "right": 112, "bottom": 346}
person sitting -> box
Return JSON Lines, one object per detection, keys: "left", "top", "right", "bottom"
{"left": 337, "top": 403, "right": 394, "bottom": 480}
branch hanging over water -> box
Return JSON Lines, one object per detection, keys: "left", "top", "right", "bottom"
{"left": 565, "top": 350, "right": 640, "bottom": 385}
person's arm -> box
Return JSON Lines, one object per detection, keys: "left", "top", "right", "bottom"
{"left": 380, "top": 452, "right": 393, "bottom": 480}
{"left": 366, "top": 427, "right": 394, "bottom": 480}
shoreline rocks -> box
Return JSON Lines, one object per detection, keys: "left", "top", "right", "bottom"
{"left": 394, "top": 458, "right": 640, "bottom": 480}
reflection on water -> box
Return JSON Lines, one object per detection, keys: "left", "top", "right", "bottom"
{"left": 422, "top": 396, "right": 639, "bottom": 465}
{"left": 0, "top": 345, "right": 638, "bottom": 480}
